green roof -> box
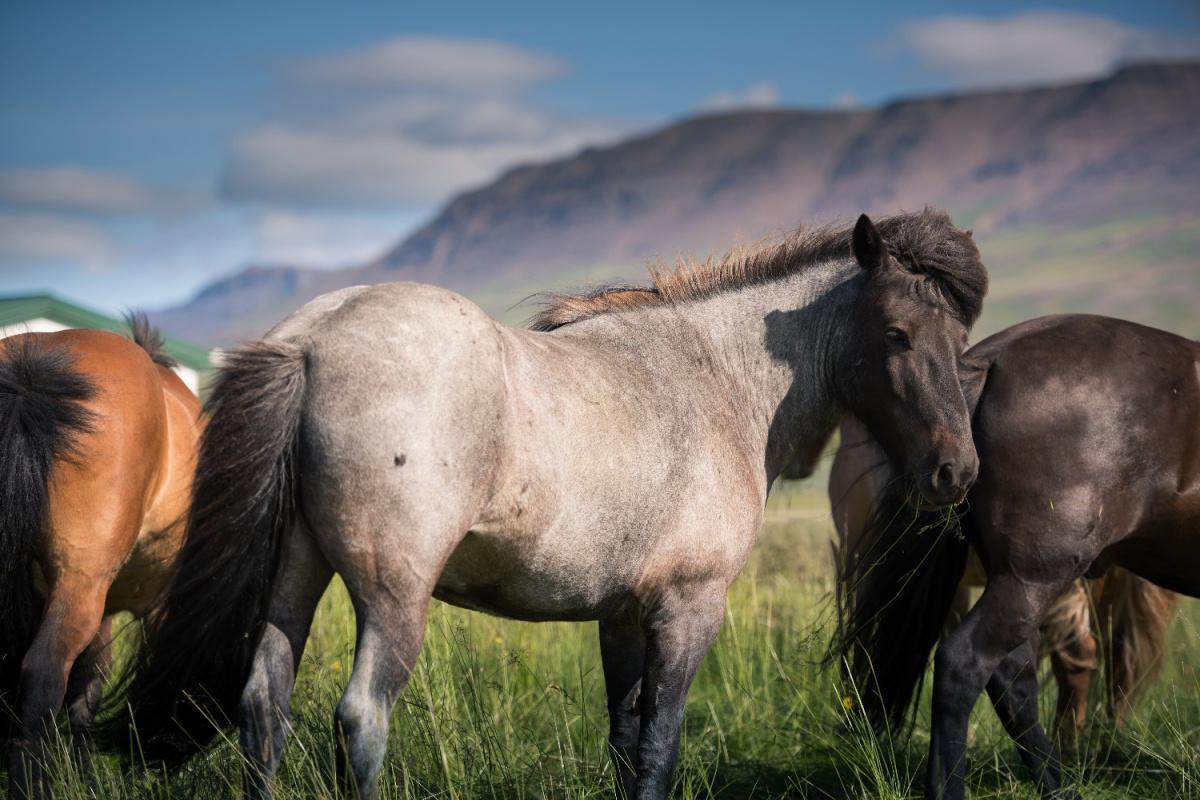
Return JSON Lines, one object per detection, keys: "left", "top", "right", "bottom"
{"left": 0, "top": 293, "right": 212, "bottom": 370}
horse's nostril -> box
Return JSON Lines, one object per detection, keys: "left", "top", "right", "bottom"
{"left": 935, "top": 462, "right": 956, "bottom": 490}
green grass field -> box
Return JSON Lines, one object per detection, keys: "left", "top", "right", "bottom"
{"left": 21, "top": 482, "right": 1200, "bottom": 799}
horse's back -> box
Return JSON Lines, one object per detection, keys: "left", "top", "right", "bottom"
{"left": 295, "top": 281, "right": 506, "bottom": 430}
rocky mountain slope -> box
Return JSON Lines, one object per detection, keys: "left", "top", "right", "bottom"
{"left": 153, "top": 62, "right": 1200, "bottom": 345}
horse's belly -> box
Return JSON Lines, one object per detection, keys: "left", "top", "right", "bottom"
{"left": 434, "top": 529, "right": 632, "bottom": 622}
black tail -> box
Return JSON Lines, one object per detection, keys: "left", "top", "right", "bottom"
{"left": 829, "top": 350, "right": 992, "bottom": 731}
{"left": 0, "top": 337, "right": 95, "bottom": 734}
{"left": 98, "top": 340, "right": 307, "bottom": 762}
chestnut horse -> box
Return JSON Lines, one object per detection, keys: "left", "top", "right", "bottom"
{"left": 833, "top": 314, "right": 1197, "bottom": 800}
{"left": 104, "top": 210, "right": 986, "bottom": 800}
{"left": 0, "top": 317, "right": 202, "bottom": 796}
{"left": 830, "top": 415, "right": 1178, "bottom": 756}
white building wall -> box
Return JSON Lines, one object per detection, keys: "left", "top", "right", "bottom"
{"left": 0, "top": 318, "right": 201, "bottom": 395}
{"left": 0, "top": 317, "right": 68, "bottom": 336}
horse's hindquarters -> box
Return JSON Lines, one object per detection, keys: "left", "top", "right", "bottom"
{"left": 294, "top": 284, "right": 510, "bottom": 598}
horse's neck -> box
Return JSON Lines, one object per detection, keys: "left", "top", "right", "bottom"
{"left": 700, "top": 262, "right": 858, "bottom": 481}
{"left": 586, "top": 260, "right": 859, "bottom": 482}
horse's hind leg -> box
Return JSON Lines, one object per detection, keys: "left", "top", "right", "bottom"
{"left": 61, "top": 616, "right": 113, "bottom": 775}
{"left": 986, "top": 641, "right": 1078, "bottom": 798}
{"left": 333, "top": 585, "right": 431, "bottom": 800}
{"left": 600, "top": 614, "right": 646, "bottom": 799}
{"left": 320, "top": 511, "right": 460, "bottom": 800}
{"left": 9, "top": 577, "right": 108, "bottom": 799}
{"left": 239, "top": 524, "right": 333, "bottom": 800}
{"left": 64, "top": 617, "right": 112, "bottom": 734}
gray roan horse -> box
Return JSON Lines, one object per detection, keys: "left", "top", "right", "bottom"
{"left": 104, "top": 210, "right": 986, "bottom": 799}
{"left": 833, "top": 314, "right": 1200, "bottom": 800}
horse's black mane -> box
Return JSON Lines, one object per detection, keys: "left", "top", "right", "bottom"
{"left": 124, "top": 311, "right": 178, "bottom": 369}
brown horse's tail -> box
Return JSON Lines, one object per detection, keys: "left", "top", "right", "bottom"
{"left": 0, "top": 337, "right": 95, "bottom": 732}
{"left": 98, "top": 340, "right": 307, "bottom": 762}
{"left": 1096, "top": 568, "right": 1179, "bottom": 718}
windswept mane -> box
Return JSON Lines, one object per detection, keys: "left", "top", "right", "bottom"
{"left": 528, "top": 208, "right": 985, "bottom": 331}
{"left": 124, "top": 311, "right": 178, "bottom": 369}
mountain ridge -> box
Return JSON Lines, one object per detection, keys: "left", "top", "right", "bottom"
{"left": 152, "top": 62, "right": 1200, "bottom": 345}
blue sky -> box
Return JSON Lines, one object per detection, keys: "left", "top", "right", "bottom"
{"left": 2, "top": 1, "right": 1198, "bottom": 313}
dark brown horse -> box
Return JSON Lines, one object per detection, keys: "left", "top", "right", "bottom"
{"left": 830, "top": 415, "right": 1178, "bottom": 757}
{"left": 833, "top": 314, "right": 1198, "bottom": 800}
{"left": 0, "top": 318, "right": 202, "bottom": 796}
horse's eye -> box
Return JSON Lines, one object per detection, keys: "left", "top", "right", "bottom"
{"left": 885, "top": 328, "right": 911, "bottom": 349}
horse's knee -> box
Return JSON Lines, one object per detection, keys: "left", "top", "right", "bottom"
{"left": 932, "top": 629, "right": 1010, "bottom": 719}
{"left": 932, "top": 636, "right": 975, "bottom": 695}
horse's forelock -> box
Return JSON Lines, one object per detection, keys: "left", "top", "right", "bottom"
{"left": 876, "top": 210, "right": 987, "bottom": 327}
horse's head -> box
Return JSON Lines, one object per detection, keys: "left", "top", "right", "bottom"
{"left": 838, "top": 213, "right": 986, "bottom": 507}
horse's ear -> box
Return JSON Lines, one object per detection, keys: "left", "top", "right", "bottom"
{"left": 852, "top": 213, "right": 886, "bottom": 271}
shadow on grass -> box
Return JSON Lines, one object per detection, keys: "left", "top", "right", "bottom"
{"left": 706, "top": 759, "right": 838, "bottom": 799}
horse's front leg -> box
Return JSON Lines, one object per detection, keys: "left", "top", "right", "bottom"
{"left": 927, "top": 573, "right": 1067, "bottom": 800}
{"left": 987, "top": 641, "right": 1080, "bottom": 799}
{"left": 632, "top": 583, "right": 726, "bottom": 800}
{"left": 599, "top": 615, "right": 646, "bottom": 799}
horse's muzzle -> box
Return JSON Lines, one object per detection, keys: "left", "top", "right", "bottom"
{"left": 920, "top": 453, "right": 978, "bottom": 507}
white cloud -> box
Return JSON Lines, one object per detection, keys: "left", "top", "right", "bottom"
{"left": 220, "top": 37, "right": 630, "bottom": 209}
{"left": 697, "top": 82, "right": 781, "bottom": 111}
{"left": 0, "top": 213, "right": 118, "bottom": 267}
{"left": 0, "top": 167, "right": 205, "bottom": 216}
{"left": 250, "top": 208, "right": 421, "bottom": 266}
{"left": 222, "top": 110, "right": 627, "bottom": 208}
{"left": 289, "top": 36, "right": 567, "bottom": 92}
{"left": 900, "top": 11, "right": 1200, "bottom": 88}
